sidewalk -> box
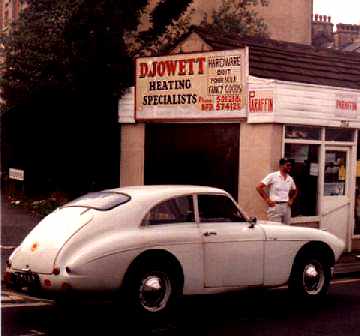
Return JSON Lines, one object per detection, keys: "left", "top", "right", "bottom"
{"left": 334, "top": 251, "right": 360, "bottom": 276}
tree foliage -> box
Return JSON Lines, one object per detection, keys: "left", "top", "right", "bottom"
{"left": 1, "top": 0, "right": 268, "bottom": 196}
{"left": 2, "top": 0, "right": 194, "bottom": 109}
{"left": 201, "top": 0, "right": 269, "bottom": 37}
{"left": 1, "top": 0, "right": 192, "bottom": 196}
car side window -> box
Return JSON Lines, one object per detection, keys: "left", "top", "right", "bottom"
{"left": 198, "top": 194, "right": 246, "bottom": 223}
{"left": 144, "top": 196, "right": 195, "bottom": 225}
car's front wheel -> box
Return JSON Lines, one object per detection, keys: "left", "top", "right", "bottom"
{"left": 123, "top": 261, "right": 181, "bottom": 316}
{"left": 289, "top": 255, "right": 331, "bottom": 298}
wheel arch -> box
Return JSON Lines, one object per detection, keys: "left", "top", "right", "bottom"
{"left": 122, "top": 249, "right": 185, "bottom": 289}
{"left": 291, "top": 241, "right": 336, "bottom": 273}
{"left": 288, "top": 240, "right": 334, "bottom": 296}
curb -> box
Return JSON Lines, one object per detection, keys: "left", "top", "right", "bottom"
{"left": 334, "top": 263, "right": 360, "bottom": 276}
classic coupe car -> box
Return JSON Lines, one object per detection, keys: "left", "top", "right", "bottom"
{"left": 5, "top": 185, "right": 345, "bottom": 315}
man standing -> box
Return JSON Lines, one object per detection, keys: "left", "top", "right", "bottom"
{"left": 256, "top": 158, "right": 298, "bottom": 225}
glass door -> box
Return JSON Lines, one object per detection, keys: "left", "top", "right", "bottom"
{"left": 322, "top": 147, "right": 351, "bottom": 245}
{"left": 324, "top": 150, "right": 348, "bottom": 197}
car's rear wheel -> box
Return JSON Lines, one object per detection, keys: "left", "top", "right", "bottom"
{"left": 123, "top": 261, "right": 181, "bottom": 316}
{"left": 289, "top": 254, "right": 331, "bottom": 298}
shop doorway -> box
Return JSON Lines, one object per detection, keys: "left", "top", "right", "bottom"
{"left": 144, "top": 124, "right": 240, "bottom": 199}
{"left": 321, "top": 147, "right": 352, "bottom": 246}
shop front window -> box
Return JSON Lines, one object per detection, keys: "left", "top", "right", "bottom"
{"left": 324, "top": 150, "right": 347, "bottom": 196}
{"left": 285, "top": 144, "right": 320, "bottom": 217}
{"left": 285, "top": 126, "right": 321, "bottom": 140}
{"left": 325, "top": 128, "right": 354, "bottom": 142}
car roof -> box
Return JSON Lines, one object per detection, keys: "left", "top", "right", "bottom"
{"left": 106, "top": 185, "right": 227, "bottom": 200}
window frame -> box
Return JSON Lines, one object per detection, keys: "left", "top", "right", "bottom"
{"left": 283, "top": 125, "right": 356, "bottom": 225}
{"left": 142, "top": 194, "right": 197, "bottom": 226}
{"left": 64, "top": 191, "right": 131, "bottom": 211}
{"left": 284, "top": 142, "right": 321, "bottom": 219}
{"left": 195, "top": 192, "right": 248, "bottom": 224}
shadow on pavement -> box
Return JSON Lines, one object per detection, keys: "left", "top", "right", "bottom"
{"left": 4, "top": 286, "right": 358, "bottom": 336}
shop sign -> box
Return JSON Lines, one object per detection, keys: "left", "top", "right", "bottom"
{"left": 248, "top": 90, "right": 274, "bottom": 113}
{"left": 135, "top": 49, "right": 248, "bottom": 120}
{"left": 335, "top": 94, "right": 358, "bottom": 119}
{"left": 9, "top": 168, "right": 24, "bottom": 181}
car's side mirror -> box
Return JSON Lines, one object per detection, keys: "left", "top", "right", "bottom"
{"left": 248, "top": 216, "right": 257, "bottom": 228}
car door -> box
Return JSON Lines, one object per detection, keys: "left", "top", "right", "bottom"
{"left": 142, "top": 195, "right": 204, "bottom": 292}
{"left": 197, "top": 193, "right": 266, "bottom": 288}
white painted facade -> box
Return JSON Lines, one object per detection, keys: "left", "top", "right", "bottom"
{"left": 248, "top": 76, "right": 360, "bottom": 127}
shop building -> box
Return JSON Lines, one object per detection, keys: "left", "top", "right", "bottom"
{"left": 119, "top": 28, "right": 360, "bottom": 252}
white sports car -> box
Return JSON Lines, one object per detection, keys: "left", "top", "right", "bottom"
{"left": 5, "top": 185, "right": 345, "bottom": 315}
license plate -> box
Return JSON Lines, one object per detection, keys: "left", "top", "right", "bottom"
{"left": 13, "top": 271, "right": 40, "bottom": 290}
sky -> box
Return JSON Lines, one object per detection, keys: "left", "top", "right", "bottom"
{"left": 313, "top": 0, "right": 360, "bottom": 24}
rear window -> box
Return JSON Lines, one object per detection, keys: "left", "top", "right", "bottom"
{"left": 64, "top": 192, "right": 130, "bottom": 211}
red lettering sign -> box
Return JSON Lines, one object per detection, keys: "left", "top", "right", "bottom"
{"left": 248, "top": 91, "right": 274, "bottom": 113}
{"left": 336, "top": 99, "right": 357, "bottom": 111}
{"left": 138, "top": 57, "right": 207, "bottom": 78}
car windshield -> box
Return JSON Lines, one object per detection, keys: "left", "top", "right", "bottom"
{"left": 64, "top": 192, "right": 130, "bottom": 211}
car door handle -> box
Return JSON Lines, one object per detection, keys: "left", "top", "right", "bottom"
{"left": 203, "top": 231, "right": 217, "bottom": 237}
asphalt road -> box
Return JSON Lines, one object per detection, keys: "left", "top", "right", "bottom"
{"left": 2, "top": 278, "right": 360, "bottom": 336}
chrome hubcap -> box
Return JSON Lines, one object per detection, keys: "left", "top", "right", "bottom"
{"left": 139, "top": 272, "right": 171, "bottom": 312}
{"left": 302, "top": 262, "right": 325, "bottom": 295}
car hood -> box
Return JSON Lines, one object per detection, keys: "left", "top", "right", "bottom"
{"left": 10, "top": 207, "right": 93, "bottom": 274}
{"left": 258, "top": 220, "right": 345, "bottom": 260}
{"left": 258, "top": 220, "right": 322, "bottom": 240}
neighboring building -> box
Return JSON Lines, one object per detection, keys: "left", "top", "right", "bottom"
{"left": 119, "top": 27, "right": 360, "bottom": 252}
{"left": 312, "top": 14, "right": 360, "bottom": 50}
{"left": 335, "top": 23, "right": 360, "bottom": 50}
{"left": 0, "top": 0, "right": 24, "bottom": 77}
{"left": 0, "top": 0, "right": 23, "bottom": 32}
{"left": 250, "top": 0, "right": 312, "bottom": 44}
{"left": 312, "top": 14, "right": 334, "bottom": 48}
{"left": 342, "top": 37, "right": 360, "bottom": 53}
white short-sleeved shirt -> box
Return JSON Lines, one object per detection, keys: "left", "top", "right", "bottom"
{"left": 261, "top": 171, "right": 296, "bottom": 202}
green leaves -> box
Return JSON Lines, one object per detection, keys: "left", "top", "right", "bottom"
{"left": 202, "top": 0, "right": 269, "bottom": 37}
{"left": 0, "top": 0, "right": 196, "bottom": 195}
{"left": 1, "top": 0, "right": 195, "bottom": 109}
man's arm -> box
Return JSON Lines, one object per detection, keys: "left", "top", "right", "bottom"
{"left": 288, "top": 177, "right": 298, "bottom": 207}
{"left": 288, "top": 188, "right": 298, "bottom": 207}
{"left": 256, "top": 182, "right": 275, "bottom": 207}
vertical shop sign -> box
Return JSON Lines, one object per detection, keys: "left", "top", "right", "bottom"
{"left": 135, "top": 49, "right": 248, "bottom": 120}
